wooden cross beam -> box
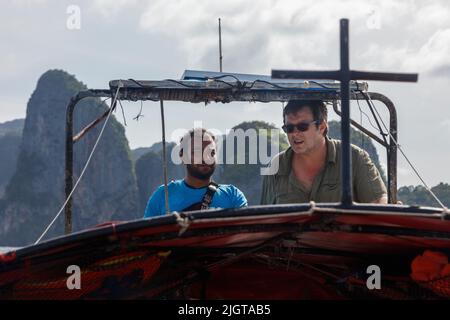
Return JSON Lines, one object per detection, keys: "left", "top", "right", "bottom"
{"left": 272, "top": 19, "right": 418, "bottom": 207}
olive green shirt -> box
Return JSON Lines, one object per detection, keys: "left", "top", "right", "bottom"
{"left": 260, "top": 138, "right": 387, "bottom": 204}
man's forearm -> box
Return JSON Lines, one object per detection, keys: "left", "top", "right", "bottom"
{"left": 371, "top": 194, "right": 388, "bottom": 204}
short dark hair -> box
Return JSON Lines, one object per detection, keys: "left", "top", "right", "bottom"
{"left": 180, "top": 128, "right": 216, "bottom": 143}
{"left": 179, "top": 128, "right": 216, "bottom": 157}
{"left": 283, "top": 100, "right": 328, "bottom": 136}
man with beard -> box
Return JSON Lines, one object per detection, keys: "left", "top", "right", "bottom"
{"left": 144, "top": 128, "right": 248, "bottom": 218}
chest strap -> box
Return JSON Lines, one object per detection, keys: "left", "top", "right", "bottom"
{"left": 200, "top": 182, "right": 219, "bottom": 210}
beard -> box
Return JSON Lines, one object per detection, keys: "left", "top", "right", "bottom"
{"left": 186, "top": 163, "right": 216, "bottom": 180}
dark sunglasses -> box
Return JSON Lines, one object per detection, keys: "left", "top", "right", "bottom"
{"left": 282, "top": 120, "right": 320, "bottom": 133}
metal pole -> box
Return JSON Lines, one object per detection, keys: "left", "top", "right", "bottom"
{"left": 388, "top": 103, "right": 398, "bottom": 204}
{"left": 160, "top": 100, "right": 170, "bottom": 215}
{"left": 363, "top": 92, "right": 398, "bottom": 204}
{"left": 65, "top": 97, "right": 76, "bottom": 234}
{"left": 64, "top": 89, "right": 111, "bottom": 235}
{"left": 340, "top": 19, "right": 353, "bottom": 207}
{"left": 219, "top": 18, "right": 223, "bottom": 72}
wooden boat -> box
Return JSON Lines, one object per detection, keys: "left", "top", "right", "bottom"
{"left": 1, "top": 19, "right": 449, "bottom": 300}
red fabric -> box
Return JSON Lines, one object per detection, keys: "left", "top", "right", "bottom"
{"left": 189, "top": 260, "right": 344, "bottom": 300}
{"left": 11, "top": 251, "right": 165, "bottom": 300}
{"left": 411, "top": 250, "right": 449, "bottom": 282}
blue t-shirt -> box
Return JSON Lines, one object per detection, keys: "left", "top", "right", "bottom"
{"left": 144, "top": 180, "right": 248, "bottom": 218}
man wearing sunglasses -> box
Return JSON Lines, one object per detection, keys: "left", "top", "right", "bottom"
{"left": 260, "top": 99, "right": 387, "bottom": 205}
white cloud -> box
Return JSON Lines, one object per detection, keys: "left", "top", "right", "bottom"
{"left": 356, "top": 2, "right": 450, "bottom": 73}
{"left": 413, "top": 1, "right": 450, "bottom": 29}
{"left": 11, "top": 0, "right": 47, "bottom": 5}
{"left": 90, "top": 0, "right": 138, "bottom": 18}
{"left": 441, "top": 119, "right": 450, "bottom": 130}
{"left": 137, "top": 0, "right": 300, "bottom": 66}
{"left": 400, "top": 28, "right": 450, "bottom": 74}
{"left": 137, "top": 0, "right": 450, "bottom": 74}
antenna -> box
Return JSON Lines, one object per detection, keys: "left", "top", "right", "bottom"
{"left": 218, "top": 18, "right": 223, "bottom": 72}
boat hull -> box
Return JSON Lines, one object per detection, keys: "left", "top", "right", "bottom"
{"left": 1, "top": 204, "right": 450, "bottom": 299}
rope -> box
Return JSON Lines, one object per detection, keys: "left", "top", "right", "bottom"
{"left": 35, "top": 81, "right": 123, "bottom": 244}
{"left": 309, "top": 200, "right": 316, "bottom": 212}
{"left": 173, "top": 212, "right": 191, "bottom": 236}
{"left": 363, "top": 92, "right": 446, "bottom": 209}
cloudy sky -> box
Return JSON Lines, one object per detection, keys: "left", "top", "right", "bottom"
{"left": 1, "top": 0, "right": 450, "bottom": 187}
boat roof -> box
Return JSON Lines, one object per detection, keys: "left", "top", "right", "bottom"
{"left": 181, "top": 69, "right": 337, "bottom": 83}
{"left": 107, "top": 70, "right": 368, "bottom": 103}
